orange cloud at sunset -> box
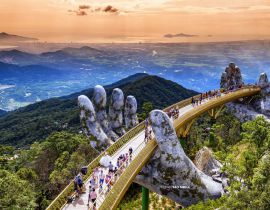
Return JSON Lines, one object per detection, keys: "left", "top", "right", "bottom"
{"left": 0, "top": 0, "right": 269, "bottom": 43}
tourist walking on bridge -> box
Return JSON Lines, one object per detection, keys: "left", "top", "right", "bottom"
{"left": 191, "top": 96, "right": 195, "bottom": 106}
{"left": 88, "top": 188, "right": 97, "bottom": 210}
{"left": 129, "top": 147, "right": 133, "bottom": 161}
{"left": 89, "top": 175, "right": 96, "bottom": 190}
{"left": 108, "top": 161, "right": 114, "bottom": 173}
{"left": 99, "top": 170, "right": 105, "bottom": 186}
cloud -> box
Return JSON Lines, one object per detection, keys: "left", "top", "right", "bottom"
{"left": 69, "top": 4, "right": 120, "bottom": 16}
{"left": 103, "top": 5, "right": 118, "bottom": 13}
{"left": 68, "top": 4, "right": 90, "bottom": 16}
{"left": 77, "top": 10, "right": 87, "bottom": 16}
{"left": 164, "top": 33, "right": 198, "bottom": 38}
{"left": 79, "top": 5, "right": 90, "bottom": 10}
{"left": 68, "top": 9, "right": 87, "bottom": 16}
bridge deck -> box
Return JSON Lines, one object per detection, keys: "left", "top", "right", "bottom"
{"left": 60, "top": 86, "right": 260, "bottom": 210}
{"left": 63, "top": 99, "right": 195, "bottom": 210}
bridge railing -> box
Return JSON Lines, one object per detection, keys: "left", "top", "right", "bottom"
{"left": 47, "top": 85, "right": 260, "bottom": 210}
{"left": 97, "top": 85, "right": 261, "bottom": 210}
{"left": 90, "top": 140, "right": 148, "bottom": 209}
{"left": 46, "top": 121, "right": 145, "bottom": 210}
{"left": 46, "top": 93, "right": 203, "bottom": 210}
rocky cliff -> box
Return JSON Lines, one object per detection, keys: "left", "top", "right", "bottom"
{"left": 220, "top": 63, "right": 243, "bottom": 89}
{"left": 220, "top": 63, "right": 270, "bottom": 122}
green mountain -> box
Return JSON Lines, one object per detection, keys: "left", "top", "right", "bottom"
{"left": 0, "top": 74, "right": 197, "bottom": 147}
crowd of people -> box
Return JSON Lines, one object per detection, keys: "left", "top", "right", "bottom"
{"left": 70, "top": 84, "right": 251, "bottom": 209}
{"left": 167, "top": 107, "right": 179, "bottom": 119}
{"left": 191, "top": 85, "right": 246, "bottom": 107}
{"left": 86, "top": 147, "right": 133, "bottom": 209}
{"left": 75, "top": 118, "right": 154, "bottom": 209}
{"left": 191, "top": 89, "right": 222, "bottom": 107}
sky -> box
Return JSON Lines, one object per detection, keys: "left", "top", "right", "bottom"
{"left": 0, "top": 0, "right": 270, "bottom": 43}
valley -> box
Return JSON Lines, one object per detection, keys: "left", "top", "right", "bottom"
{"left": 0, "top": 41, "right": 270, "bottom": 111}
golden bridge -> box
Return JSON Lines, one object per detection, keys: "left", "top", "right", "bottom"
{"left": 46, "top": 86, "right": 261, "bottom": 210}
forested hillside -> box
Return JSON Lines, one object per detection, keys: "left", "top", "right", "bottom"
{"left": 0, "top": 74, "right": 197, "bottom": 209}
{"left": 0, "top": 73, "right": 197, "bottom": 147}
{"left": 117, "top": 109, "right": 270, "bottom": 210}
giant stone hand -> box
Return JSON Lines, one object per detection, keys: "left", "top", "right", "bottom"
{"left": 92, "top": 85, "right": 119, "bottom": 141}
{"left": 124, "top": 95, "right": 139, "bottom": 129}
{"left": 135, "top": 110, "right": 223, "bottom": 207}
{"left": 78, "top": 95, "right": 112, "bottom": 150}
{"left": 109, "top": 88, "right": 126, "bottom": 136}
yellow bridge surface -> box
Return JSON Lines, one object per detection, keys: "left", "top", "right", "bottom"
{"left": 47, "top": 86, "right": 260, "bottom": 210}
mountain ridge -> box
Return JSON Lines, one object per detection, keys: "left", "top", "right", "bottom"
{"left": 0, "top": 32, "right": 38, "bottom": 42}
{"left": 0, "top": 73, "right": 197, "bottom": 147}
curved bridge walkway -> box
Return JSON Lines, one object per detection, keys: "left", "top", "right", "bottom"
{"left": 48, "top": 86, "right": 260, "bottom": 210}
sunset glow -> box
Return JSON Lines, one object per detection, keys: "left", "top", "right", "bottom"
{"left": 1, "top": 0, "right": 270, "bottom": 42}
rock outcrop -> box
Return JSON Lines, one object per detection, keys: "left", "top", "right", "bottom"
{"left": 220, "top": 63, "right": 243, "bottom": 89}
{"left": 78, "top": 95, "right": 112, "bottom": 150}
{"left": 109, "top": 88, "right": 126, "bottom": 136}
{"left": 255, "top": 73, "right": 270, "bottom": 116}
{"left": 223, "top": 71, "right": 270, "bottom": 121}
{"left": 135, "top": 110, "right": 223, "bottom": 207}
{"left": 92, "top": 85, "right": 119, "bottom": 141}
{"left": 219, "top": 63, "right": 270, "bottom": 121}
{"left": 194, "top": 147, "right": 222, "bottom": 176}
{"left": 258, "top": 72, "right": 269, "bottom": 87}
{"left": 124, "top": 96, "right": 139, "bottom": 129}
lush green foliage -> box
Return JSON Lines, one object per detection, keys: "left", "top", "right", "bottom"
{"left": 138, "top": 101, "right": 154, "bottom": 121}
{"left": 0, "top": 131, "right": 98, "bottom": 209}
{"left": 0, "top": 74, "right": 197, "bottom": 147}
{"left": 0, "top": 169, "right": 37, "bottom": 209}
{"left": 119, "top": 110, "right": 270, "bottom": 210}
{"left": 186, "top": 116, "right": 270, "bottom": 210}
{"left": 185, "top": 108, "right": 241, "bottom": 160}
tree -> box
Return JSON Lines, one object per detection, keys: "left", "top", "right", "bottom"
{"left": 0, "top": 169, "right": 37, "bottom": 209}
{"left": 242, "top": 116, "right": 269, "bottom": 153}
{"left": 138, "top": 102, "right": 153, "bottom": 121}
{"left": 16, "top": 167, "right": 38, "bottom": 181}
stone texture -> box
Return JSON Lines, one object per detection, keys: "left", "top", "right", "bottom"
{"left": 228, "top": 72, "right": 270, "bottom": 120}
{"left": 255, "top": 73, "right": 270, "bottom": 116}
{"left": 226, "top": 102, "right": 270, "bottom": 123}
{"left": 219, "top": 64, "right": 270, "bottom": 121}
{"left": 109, "top": 88, "right": 126, "bottom": 136}
{"left": 194, "top": 147, "right": 222, "bottom": 176}
{"left": 92, "top": 85, "right": 119, "bottom": 141}
{"left": 78, "top": 95, "right": 112, "bottom": 150}
{"left": 124, "top": 95, "right": 139, "bottom": 129}
{"left": 220, "top": 62, "right": 243, "bottom": 89}
{"left": 258, "top": 73, "right": 269, "bottom": 87}
{"left": 135, "top": 110, "right": 223, "bottom": 207}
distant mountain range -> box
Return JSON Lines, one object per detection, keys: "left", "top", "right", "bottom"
{"left": 0, "top": 41, "right": 269, "bottom": 111}
{"left": 0, "top": 61, "right": 65, "bottom": 79}
{"left": 0, "top": 109, "right": 6, "bottom": 117}
{"left": 0, "top": 73, "right": 197, "bottom": 147}
{"left": 0, "top": 32, "right": 38, "bottom": 42}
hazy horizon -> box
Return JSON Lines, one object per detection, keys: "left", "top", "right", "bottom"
{"left": 1, "top": 0, "right": 270, "bottom": 43}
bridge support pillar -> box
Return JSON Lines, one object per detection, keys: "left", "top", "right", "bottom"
{"left": 142, "top": 186, "right": 149, "bottom": 210}
{"left": 208, "top": 105, "right": 225, "bottom": 119}
{"left": 176, "top": 119, "right": 196, "bottom": 138}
